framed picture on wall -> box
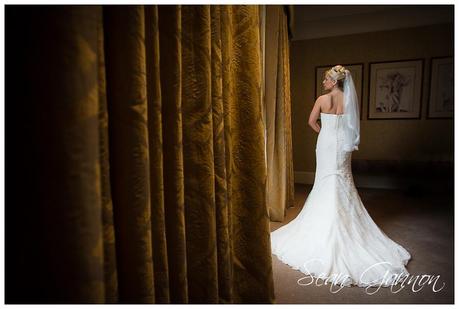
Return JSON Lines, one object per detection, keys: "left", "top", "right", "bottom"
{"left": 368, "top": 59, "right": 423, "bottom": 119}
{"left": 427, "top": 56, "right": 453, "bottom": 119}
{"left": 314, "top": 63, "right": 363, "bottom": 120}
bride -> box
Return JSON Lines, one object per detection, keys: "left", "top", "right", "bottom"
{"left": 270, "top": 65, "right": 412, "bottom": 288}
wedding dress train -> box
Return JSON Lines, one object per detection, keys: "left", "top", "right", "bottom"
{"left": 270, "top": 112, "right": 412, "bottom": 287}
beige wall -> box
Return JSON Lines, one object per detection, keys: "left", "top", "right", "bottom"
{"left": 290, "top": 23, "right": 453, "bottom": 174}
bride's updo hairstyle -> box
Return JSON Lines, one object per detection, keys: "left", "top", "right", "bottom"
{"left": 325, "top": 65, "right": 347, "bottom": 91}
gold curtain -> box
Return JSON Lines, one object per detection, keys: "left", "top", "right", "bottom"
{"left": 264, "top": 5, "right": 295, "bottom": 222}
{"left": 6, "top": 5, "right": 275, "bottom": 304}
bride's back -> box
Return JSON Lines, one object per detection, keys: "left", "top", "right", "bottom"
{"left": 321, "top": 92, "right": 344, "bottom": 115}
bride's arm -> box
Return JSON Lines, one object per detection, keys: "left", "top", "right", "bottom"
{"left": 308, "top": 96, "right": 323, "bottom": 133}
{"left": 309, "top": 120, "right": 321, "bottom": 133}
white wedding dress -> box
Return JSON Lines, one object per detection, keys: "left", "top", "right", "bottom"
{"left": 270, "top": 112, "right": 412, "bottom": 287}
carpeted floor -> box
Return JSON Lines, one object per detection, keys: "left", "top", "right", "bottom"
{"left": 270, "top": 184, "right": 454, "bottom": 304}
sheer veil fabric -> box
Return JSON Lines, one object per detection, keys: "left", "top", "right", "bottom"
{"left": 343, "top": 69, "right": 360, "bottom": 152}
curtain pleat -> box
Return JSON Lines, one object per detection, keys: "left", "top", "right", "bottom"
{"left": 282, "top": 9, "right": 295, "bottom": 220}
{"left": 144, "top": 5, "right": 171, "bottom": 304}
{"left": 181, "top": 5, "right": 220, "bottom": 303}
{"left": 220, "top": 6, "right": 275, "bottom": 303}
{"left": 265, "top": 5, "right": 294, "bottom": 222}
{"left": 103, "top": 6, "right": 155, "bottom": 303}
{"left": 279, "top": 6, "right": 295, "bottom": 216}
{"left": 41, "top": 6, "right": 106, "bottom": 303}
{"left": 157, "top": 5, "right": 190, "bottom": 303}
{"left": 97, "top": 7, "right": 119, "bottom": 303}
{"left": 210, "top": 6, "right": 234, "bottom": 304}
{"left": 6, "top": 4, "right": 275, "bottom": 304}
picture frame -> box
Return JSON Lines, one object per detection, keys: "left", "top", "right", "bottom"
{"left": 315, "top": 63, "right": 364, "bottom": 120}
{"left": 368, "top": 59, "right": 423, "bottom": 120}
{"left": 427, "top": 56, "right": 453, "bottom": 119}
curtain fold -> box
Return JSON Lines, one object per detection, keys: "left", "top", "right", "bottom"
{"left": 264, "top": 5, "right": 295, "bottom": 222}
{"left": 6, "top": 4, "right": 275, "bottom": 304}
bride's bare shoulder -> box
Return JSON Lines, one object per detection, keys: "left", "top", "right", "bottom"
{"left": 314, "top": 94, "right": 331, "bottom": 106}
{"left": 315, "top": 94, "right": 330, "bottom": 102}
{"left": 312, "top": 94, "right": 331, "bottom": 114}
{"left": 318, "top": 93, "right": 330, "bottom": 99}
